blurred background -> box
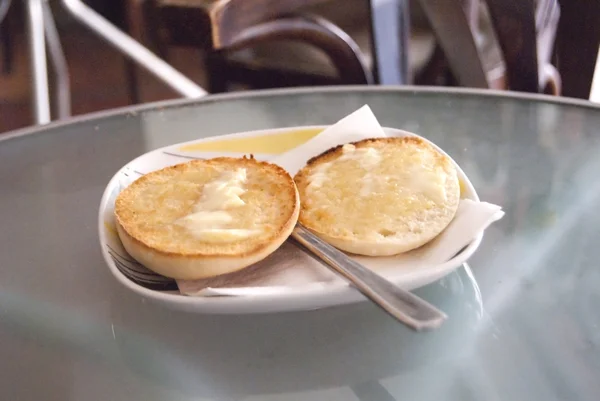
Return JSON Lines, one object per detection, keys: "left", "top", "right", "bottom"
{"left": 0, "top": 0, "right": 598, "bottom": 133}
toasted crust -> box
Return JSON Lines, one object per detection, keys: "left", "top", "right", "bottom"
{"left": 294, "top": 137, "right": 460, "bottom": 256}
{"left": 115, "top": 157, "right": 299, "bottom": 279}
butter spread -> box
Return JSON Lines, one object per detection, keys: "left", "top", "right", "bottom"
{"left": 307, "top": 145, "right": 382, "bottom": 195}
{"left": 306, "top": 144, "right": 447, "bottom": 202}
{"left": 193, "top": 168, "right": 247, "bottom": 211}
{"left": 404, "top": 166, "right": 448, "bottom": 204}
{"left": 177, "top": 168, "right": 260, "bottom": 242}
{"left": 339, "top": 145, "right": 382, "bottom": 196}
{"left": 306, "top": 163, "right": 331, "bottom": 191}
{"left": 339, "top": 144, "right": 381, "bottom": 169}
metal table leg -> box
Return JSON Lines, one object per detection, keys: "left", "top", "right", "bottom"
{"left": 61, "top": 0, "right": 206, "bottom": 99}
{"left": 27, "top": 0, "right": 51, "bottom": 125}
{"left": 369, "top": 0, "right": 410, "bottom": 85}
{"left": 43, "top": 1, "right": 70, "bottom": 119}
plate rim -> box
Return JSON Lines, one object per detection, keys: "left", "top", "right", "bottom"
{"left": 98, "top": 125, "right": 483, "bottom": 313}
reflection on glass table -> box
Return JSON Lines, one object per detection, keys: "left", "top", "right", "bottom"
{"left": 1, "top": 88, "right": 599, "bottom": 401}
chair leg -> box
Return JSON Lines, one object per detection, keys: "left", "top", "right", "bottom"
{"left": 27, "top": 0, "right": 51, "bottom": 124}
{"left": 61, "top": 0, "right": 206, "bottom": 98}
{"left": 414, "top": 44, "right": 450, "bottom": 86}
{"left": 0, "top": 23, "right": 10, "bottom": 75}
{"left": 417, "top": 0, "right": 488, "bottom": 88}
{"left": 0, "top": 11, "right": 12, "bottom": 75}
{"left": 124, "top": 59, "right": 140, "bottom": 103}
{"left": 204, "top": 52, "right": 229, "bottom": 93}
{"left": 485, "top": 0, "right": 539, "bottom": 92}
{"left": 0, "top": 0, "right": 11, "bottom": 75}
{"left": 42, "top": 1, "right": 71, "bottom": 119}
{"left": 123, "top": 0, "right": 167, "bottom": 103}
{"left": 368, "top": 0, "right": 411, "bottom": 85}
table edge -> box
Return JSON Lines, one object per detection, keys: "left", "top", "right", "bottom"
{"left": 2, "top": 85, "right": 599, "bottom": 143}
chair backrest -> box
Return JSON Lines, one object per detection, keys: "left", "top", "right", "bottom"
{"left": 419, "top": 0, "right": 560, "bottom": 93}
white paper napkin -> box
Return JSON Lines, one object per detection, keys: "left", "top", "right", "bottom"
{"left": 275, "top": 105, "right": 387, "bottom": 176}
{"left": 176, "top": 105, "right": 504, "bottom": 297}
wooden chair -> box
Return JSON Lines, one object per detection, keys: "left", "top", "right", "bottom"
{"left": 416, "top": 0, "right": 561, "bottom": 94}
{"left": 0, "top": 0, "right": 14, "bottom": 75}
{"left": 124, "top": 0, "right": 560, "bottom": 97}
{"left": 555, "top": 0, "right": 600, "bottom": 99}
{"left": 124, "top": 0, "right": 422, "bottom": 96}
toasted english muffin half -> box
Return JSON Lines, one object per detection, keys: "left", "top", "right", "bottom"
{"left": 294, "top": 137, "right": 460, "bottom": 256}
{"left": 114, "top": 157, "right": 299, "bottom": 280}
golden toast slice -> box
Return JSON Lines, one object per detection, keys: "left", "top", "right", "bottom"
{"left": 114, "top": 157, "right": 299, "bottom": 280}
{"left": 294, "top": 137, "right": 460, "bottom": 256}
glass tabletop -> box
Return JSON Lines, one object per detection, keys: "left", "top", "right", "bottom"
{"left": 1, "top": 87, "right": 599, "bottom": 401}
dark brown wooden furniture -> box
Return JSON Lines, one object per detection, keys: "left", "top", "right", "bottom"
{"left": 155, "top": 0, "right": 414, "bottom": 85}
{"left": 484, "top": 0, "right": 540, "bottom": 93}
{"left": 418, "top": 0, "right": 561, "bottom": 94}
{"left": 556, "top": 0, "right": 600, "bottom": 99}
{"left": 122, "top": 0, "right": 431, "bottom": 99}
{"left": 124, "top": 0, "right": 384, "bottom": 96}
{"left": 125, "top": 0, "right": 561, "bottom": 98}
{"left": 0, "top": 0, "right": 14, "bottom": 75}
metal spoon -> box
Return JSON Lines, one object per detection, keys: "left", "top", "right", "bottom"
{"left": 292, "top": 224, "right": 447, "bottom": 331}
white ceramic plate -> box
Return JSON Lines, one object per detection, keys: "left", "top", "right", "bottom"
{"left": 98, "top": 126, "right": 482, "bottom": 314}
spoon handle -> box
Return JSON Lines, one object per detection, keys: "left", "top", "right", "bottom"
{"left": 292, "top": 224, "right": 447, "bottom": 331}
